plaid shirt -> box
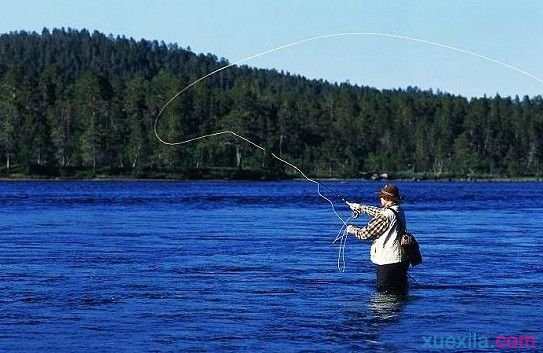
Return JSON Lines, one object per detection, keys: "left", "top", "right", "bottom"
{"left": 349, "top": 204, "right": 391, "bottom": 241}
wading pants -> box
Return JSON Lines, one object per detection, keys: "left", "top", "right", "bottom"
{"left": 376, "top": 261, "right": 409, "bottom": 294}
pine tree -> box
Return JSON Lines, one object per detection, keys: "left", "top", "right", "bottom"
{"left": 73, "top": 72, "right": 107, "bottom": 172}
{"left": 123, "top": 76, "right": 149, "bottom": 171}
{"left": 0, "top": 82, "right": 18, "bottom": 171}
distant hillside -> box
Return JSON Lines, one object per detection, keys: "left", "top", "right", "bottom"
{"left": 0, "top": 28, "right": 542, "bottom": 179}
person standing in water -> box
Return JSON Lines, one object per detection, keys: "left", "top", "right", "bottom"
{"left": 346, "top": 184, "right": 409, "bottom": 294}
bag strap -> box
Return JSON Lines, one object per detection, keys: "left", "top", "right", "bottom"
{"left": 389, "top": 208, "right": 405, "bottom": 234}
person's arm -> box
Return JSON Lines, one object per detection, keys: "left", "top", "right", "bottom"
{"left": 346, "top": 214, "right": 390, "bottom": 241}
{"left": 359, "top": 205, "right": 384, "bottom": 217}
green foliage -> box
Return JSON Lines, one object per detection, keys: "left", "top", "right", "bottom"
{"left": 0, "top": 28, "right": 542, "bottom": 179}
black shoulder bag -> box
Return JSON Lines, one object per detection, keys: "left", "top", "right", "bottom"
{"left": 390, "top": 208, "right": 422, "bottom": 267}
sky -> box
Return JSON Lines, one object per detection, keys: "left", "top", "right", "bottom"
{"left": 2, "top": 0, "right": 542, "bottom": 98}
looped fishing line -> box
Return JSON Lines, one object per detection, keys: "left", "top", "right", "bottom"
{"left": 154, "top": 32, "right": 543, "bottom": 272}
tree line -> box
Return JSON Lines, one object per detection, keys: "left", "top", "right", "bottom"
{"left": 0, "top": 28, "right": 542, "bottom": 179}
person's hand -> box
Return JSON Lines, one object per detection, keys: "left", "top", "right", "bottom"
{"left": 346, "top": 225, "right": 357, "bottom": 235}
{"left": 346, "top": 201, "right": 362, "bottom": 218}
{"left": 346, "top": 201, "right": 362, "bottom": 212}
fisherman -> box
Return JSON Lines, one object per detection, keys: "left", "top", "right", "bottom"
{"left": 346, "top": 184, "right": 410, "bottom": 294}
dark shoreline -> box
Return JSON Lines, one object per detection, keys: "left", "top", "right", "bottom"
{"left": 0, "top": 175, "right": 541, "bottom": 182}
{"left": 1, "top": 165, "right": 541, "bottom": 182}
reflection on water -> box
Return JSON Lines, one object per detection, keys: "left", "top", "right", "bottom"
{"left": 335, "top": 292, "right": 408, "bottom": 352}
{"left": 368, "top": 292, "right": 408, "bottom": 323}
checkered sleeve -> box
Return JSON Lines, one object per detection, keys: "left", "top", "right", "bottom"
{"left": 361, "top": 205, "right": 385, "bottom": 217}
{"left": 350, "top": 214, "right": 390, "bottom": 241}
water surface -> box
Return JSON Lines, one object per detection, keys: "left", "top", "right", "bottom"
{"left": 1, "top": 181, "right": 541, "bottom": 352}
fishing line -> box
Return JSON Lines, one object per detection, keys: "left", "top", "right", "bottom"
{"left": 333, "top": 215, "right": 353, "bottom": 272}
{"left": 153, "top": 31, "right": 543, "bottom": 271}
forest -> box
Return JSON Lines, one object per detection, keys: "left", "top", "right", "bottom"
{"left": 0, "top": 28, "right": 542, "bottom": 179}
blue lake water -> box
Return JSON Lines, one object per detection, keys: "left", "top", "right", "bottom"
{"left": 1, "top": 180, "right": 541, "bottom": 352}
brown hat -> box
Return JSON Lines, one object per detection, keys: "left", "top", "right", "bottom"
{"left": 378, "top": 184, "right": 401, "bottom": 202}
